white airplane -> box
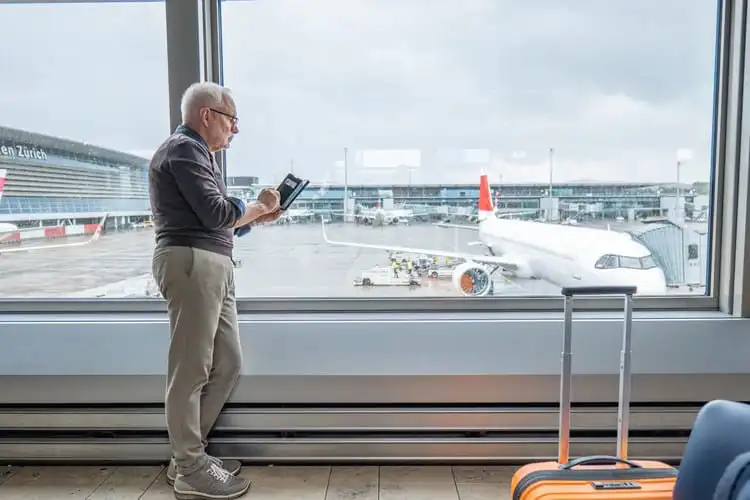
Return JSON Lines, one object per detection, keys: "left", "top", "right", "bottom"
{"left": 341, "top": 199, "right": 427, "bottom": 226}
{"left": 320, "top": 174, "right": 667, "bottom": 296}
{"left": 277, "top": 207, "right": 316, "bottom": 224}
{"left": 0, "top": 169, "right": 108, "bottom": 252}
{"left": 359, "top": 199, "right": 402, "bottom": 226}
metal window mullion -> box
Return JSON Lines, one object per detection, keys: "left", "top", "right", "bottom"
{"left": 165, "top": 0, "right": 202, "bottom": 132}
{"left": 735, "top": 0, "right": 750, "bottom": 317}
{"left": 716, "top": 0, "right": 745, "bottom": 315}
{"left": 201, "top": 0, "right": 227, "bottom": 178}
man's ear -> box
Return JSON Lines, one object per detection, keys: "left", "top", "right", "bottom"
{"left": 199, "top": 108, "right": 211, "bottom": 127}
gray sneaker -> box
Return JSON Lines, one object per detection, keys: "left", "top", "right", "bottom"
{"left": 173, "top": 460, "right": 251, "bottom": 500}
{"left": 166, "top": 455, "right": 242, "bottom": 486}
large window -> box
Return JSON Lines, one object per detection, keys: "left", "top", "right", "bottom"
{"left": 0, "top": 0, "right": 726, "bottom": 307}
{"left": 0, "top": 1, "right": 167, "bottom": 299}
{"left": 220, "top": 0, "right": 718, "bottom": 299}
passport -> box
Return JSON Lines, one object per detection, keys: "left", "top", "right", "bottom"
{"left": 276, "top": 172, "right": 310, "bottom": 210}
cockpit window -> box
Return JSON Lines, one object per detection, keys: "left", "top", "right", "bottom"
{"left": 640, "top": 255, "right": 658, "bottom": 269}
{"left": 619, "top": 256, "right": 642, "bottom": 269}
{"left": 595, "top": 255, "right": 619, "bottom": 269}
{"left": 595, "top": 254, "right": 658, "bottom": 270}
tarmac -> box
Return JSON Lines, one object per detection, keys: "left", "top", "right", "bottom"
{"left": 0, "top": 220, "right": 703, "bottom": 299}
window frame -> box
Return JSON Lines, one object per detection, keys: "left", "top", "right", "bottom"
{"left": 0, "top": 0, "right": 744, "bottom": 315}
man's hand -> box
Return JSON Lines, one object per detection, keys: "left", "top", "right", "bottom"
{"left": 231, "top": 201, "right": 266, "bottom": 228}
{"left": 235, "top": 208, "right": 284, "bottom": 237}
{"left": 257, "top": 188, "right": 280, "bottom": 213}
{"left": 253, "top": 208, "right": 284, "bottom": 225}
{"left": 231, "top": 188, "right": 280, "bottom": 229}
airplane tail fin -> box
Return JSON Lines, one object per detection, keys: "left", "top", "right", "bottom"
{"left": 478, "top": 173, "right": 494, "bottom": 220}
{"left": 0, "top": 169, "right": 6, "bottom": 204}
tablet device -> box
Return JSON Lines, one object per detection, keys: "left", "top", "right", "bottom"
{"left": 276, "top": 172, "right": 310, "bottom": 210}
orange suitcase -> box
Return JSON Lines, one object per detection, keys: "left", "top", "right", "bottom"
{"left": 510, "top": 286, "right": 678, "bottom": 499}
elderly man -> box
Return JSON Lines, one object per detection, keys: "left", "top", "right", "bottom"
{"left": 149, "top": 81, "right": 281, "bottom": 500}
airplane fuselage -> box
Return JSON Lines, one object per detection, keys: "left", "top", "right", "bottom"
{"left": 477, "top": 217, "right": 667, "bottom": 295}
{"left": 361, "top": 209, "right": 397, "bottom": 226}
{"left": 374, "top": 210, "right": 386, "bottom": 226}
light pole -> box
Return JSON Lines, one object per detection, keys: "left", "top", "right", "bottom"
{"left": 343, "top": 147, "right": 349, "bottom": 214}
{"left": 548, "top": 147, "right": 554, "bottom": 221}
{"left": 676, "top": 160, "right": 681, "bottom": 220}
{"left": 676, "top": 149, "right": 693, "bottom": 222}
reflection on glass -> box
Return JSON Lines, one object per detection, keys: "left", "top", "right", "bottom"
{"left": 220, "top": 0, "right": 717, "bottom": 298}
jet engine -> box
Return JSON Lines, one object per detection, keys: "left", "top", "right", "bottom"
{"left": 451, "top": 261, "right": 494, "bottom": 296}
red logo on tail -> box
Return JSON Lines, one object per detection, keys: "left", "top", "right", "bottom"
{"left": 479, "top": 174, "right": 493, "bottom": 213}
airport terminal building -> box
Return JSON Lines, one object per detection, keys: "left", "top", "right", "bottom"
{"left": 0, "top": 123, "right": 707, "bottom": 227}
{"left": 0, "top": 125, "right": 150, "bottom": 225}
{"left": 253, "top": 182, "right": 707, "bottom": 222}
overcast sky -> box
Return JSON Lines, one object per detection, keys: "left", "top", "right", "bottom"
{"left": 0, "top": 0, "right": 718, "bottom": 185}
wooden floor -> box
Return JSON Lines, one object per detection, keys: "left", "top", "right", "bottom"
{"left": 0, "top": 464, "right": 517, "bottom": 499}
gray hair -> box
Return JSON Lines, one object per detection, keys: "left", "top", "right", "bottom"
{"left": 180, "top": 82, "right": 234, "bottom": 123}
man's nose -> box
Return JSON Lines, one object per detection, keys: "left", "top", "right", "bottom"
{"left": 232, "top": 122, "right": 239, "bottom": 134}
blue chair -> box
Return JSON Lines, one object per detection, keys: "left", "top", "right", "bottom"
{"left": 674, "top": 400, "right": 750, "bottom": 499}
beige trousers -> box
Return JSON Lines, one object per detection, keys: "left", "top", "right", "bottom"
{"left": 152, "top": 245, "right": 242, "bottom": 475}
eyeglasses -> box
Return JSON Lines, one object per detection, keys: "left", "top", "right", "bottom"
{"left": 210, "top": 108, "right": 239, "bottom": 126}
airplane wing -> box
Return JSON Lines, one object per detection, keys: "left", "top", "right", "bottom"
{"left": 0, "top": 213, "right": 108, "bottom": 254}
{"left": 0, "top": 226, "right": 63, "bottom": 235}
{"left": 435, "top": 209, "right": 537, "bottom": 231}
{"left": 496, "top": 209, "right": 538, "bottom": 218}
{"left": 320, "top": 218, "right": 518, "bottom": 271}
{"left": 436, "top": 222, "right": 477, "bottom": 231}
{"left": 332, "top": 210, "right": 376, "bottom": 221}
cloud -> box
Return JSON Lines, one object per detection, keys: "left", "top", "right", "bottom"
{"left": 0, "top": 0, "right": 718, "bottom": 184}
{"left": 0, "top": 2, "right": 169, "bottom": 154}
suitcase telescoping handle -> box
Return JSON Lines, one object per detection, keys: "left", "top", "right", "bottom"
{"left": 558, "top": 285, "right": 637, "bottom": 467}
{"left": 560, "top": 455, "right": 643, "bottom": 469}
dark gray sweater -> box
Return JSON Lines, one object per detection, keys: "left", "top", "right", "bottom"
{"left": 148, "top": 125, "right": 246, "bottom": 257}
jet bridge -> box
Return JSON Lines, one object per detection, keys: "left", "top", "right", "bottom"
{"left": 625, "top": 220, "right": 708, "bottom": 288}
